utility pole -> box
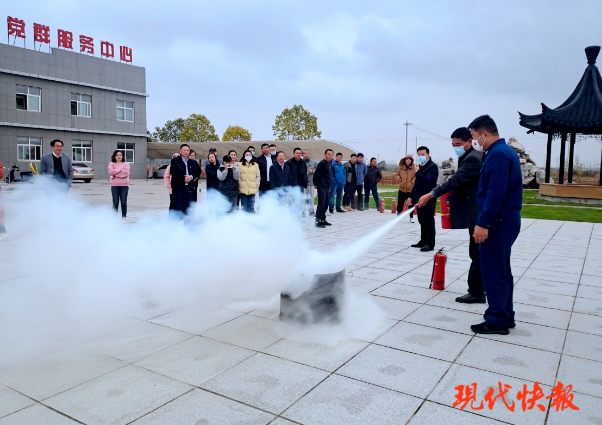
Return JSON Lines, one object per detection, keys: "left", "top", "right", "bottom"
{"left": 404, "top": 121, "right": 411, "bottom": 155}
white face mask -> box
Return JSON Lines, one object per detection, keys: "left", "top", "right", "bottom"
{"left": 245, "top": 156, "right": 252, "bottom": 162}
{"left": 472, "top": 133, "right": 485, "bottom": 152}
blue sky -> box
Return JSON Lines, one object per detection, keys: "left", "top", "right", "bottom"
{"left": 7, "top": 0, "right": 602, "bottom": 166}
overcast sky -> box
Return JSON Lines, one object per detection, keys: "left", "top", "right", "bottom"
{"left": 8, "top": 0, "right": 602, "bottom": 166}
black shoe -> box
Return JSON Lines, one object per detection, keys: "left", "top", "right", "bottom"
{"left": 336, "top": 208, "right": 345, "bottom": 213}
{"left": 322, "top": 220, "right": 332, "bottom": 226}
{"left": 420, "top": 245, "right": 434, "bottom": 252}
{"left": 411, "top": 242, "right": 426, "bottom": 248}
{"left": 315, "top": 221, "right": 325, "bottom": 228}
{"left": 456, "top": 294, "right": 486, "bottom": 304}
{"left": 364, "top": 205, "right": 369, "bottom": 210}
{"left": 482, "top": 314, "right": 515, "bottom": 328}
{"left": 471, "top": 322, "right": 509, "bottom": 335}
{"left": 329, "top": 209, "right": 334, "bottom": 214}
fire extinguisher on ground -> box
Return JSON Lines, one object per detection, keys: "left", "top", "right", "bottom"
{"left": 440, "top": 192, "right": 451, "bottom": 229}
{"left": 430, "top": 248, "right": 447, "bottom": 290}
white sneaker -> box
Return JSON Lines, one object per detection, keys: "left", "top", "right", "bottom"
{"left": 122, "top": 217, "right": 127, "bottom": 224}
{"left": 410, "top": 217, "right": 415, "bottom": 223}
{"left": 0, "top": 233, "right": 7, "bottom": 242}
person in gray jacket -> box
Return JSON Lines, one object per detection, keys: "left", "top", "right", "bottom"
{"left": 416, "top": 127, "right": 484, "bottom": 303}
{"left": 39, "top": 139, "right": 73, "bottom": 190}
{"left": 302, "top": 149, "right": 318, "bottom": 216}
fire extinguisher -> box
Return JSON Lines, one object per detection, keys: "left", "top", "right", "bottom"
{"left": 430, "top": 248, "right": 447, "bottom": 290}
{"left": 440, "top": 192, "right": 451, "bottom": 229}
{"left": 379, "top": 199, "right": 385, "bottom": 213}
{"left": 391, "top": 199, "right": 396, "bottom": 214}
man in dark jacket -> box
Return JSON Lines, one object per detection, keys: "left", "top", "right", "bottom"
{"left": 409, "top": 146, "right": 439, "bottom": 251}
{"left": 364, "top": 157, "right": 382, "bottom": 210}
{"left": 342, "top": 154, "right": 357, "bottom": 211}
{"left": 416, "top": 128, "right": 483, "bottom": 303}
{"left": 313, "top": 149, "right": 334, "bottom": 227}
{"left": 285, "top": 147, "right": 308, "bottom": 215}
{"left": 269, "top": 151, "right": 291, "bottom": 190}
{"left": 256, "top": 143, "right": 274, "bottom": 195}
{"left": 469, "top": 115, "right": 522, "bottom": 335}
{"left": 170, "top": 144, "right": 201, "bottom": 219}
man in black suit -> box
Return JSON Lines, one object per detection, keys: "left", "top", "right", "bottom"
{"left": 408, "top": 146, "right": 439, "bottom": 251}
{"left": 313, "top": 149, "right": 334, "bottom": 228}
{"left": 170, "top": 144, "right": 200, "bottom": 220}
{"left": 256, "top": 143, "right": 274, "bottom": 196}
{"left": 285, "top": 147, "right": 308, "bottom": 215}
{"left": 269, "top": 151, "right": 291, "bottom": 190}
{"left": 416, "top": 128, "right": 484, "bottom": 303}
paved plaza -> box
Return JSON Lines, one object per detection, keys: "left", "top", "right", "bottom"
{"left": 0, "top": 180, "right": 601, "bottom": 424}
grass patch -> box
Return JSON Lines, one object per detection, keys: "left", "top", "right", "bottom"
{"left": 523, "top": 189, "right": 602, "bottom": 209}
{"left": 521, "top": 205, "right": 602, "bottom": 223}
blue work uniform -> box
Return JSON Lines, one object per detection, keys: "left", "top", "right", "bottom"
{"left": 477, "top": 138, "right": 523, "bottom": 328}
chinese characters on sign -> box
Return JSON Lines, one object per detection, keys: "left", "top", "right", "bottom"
{"left": 454, "top": 382, "right": 580, "bottom": 413}
{"left": 6, "top": 16, "right": 133, "bottom": 63}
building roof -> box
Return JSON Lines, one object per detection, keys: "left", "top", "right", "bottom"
{"left": 519, "top": 46, "right": 602, "bottom": 136}
{"left": 146, "top": 139, "right": 356, "bottom": 161}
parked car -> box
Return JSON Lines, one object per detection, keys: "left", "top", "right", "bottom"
{"left": 73, "top": 162, "right": 94, "bottom": 183}
{"left": 153, "top": 165, "right": 168, "bottom": 179}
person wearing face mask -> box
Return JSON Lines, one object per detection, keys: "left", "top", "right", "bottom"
{"left": 467, "top": 115, "right": 522, "bottom": 335}
{"left": 408, "top": 146, "right": 438, "bottom": 251}
{"left": 239, "top": 149, "right": 260, "bottom": 213}
{"left": 269, "top": 144, "right": 277, "bottom": 157}
{"left": 416, "top": 127, "right": 483, "bottom": 303}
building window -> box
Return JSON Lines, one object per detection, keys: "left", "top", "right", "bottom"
{"left": 17, "top": 137, "right": 42, "bottom": 161}
{"left": 16, "top": 86, "right": 41, "bottom": 112}
{"left": 117, "top": 142, "right": 135, "bottom": 162}
{"left": 116, "top": 100, "right": 134, "bottom": 122}
{"left": 72, "top": 141, "right": 93, "bottom": 162}
{"left": 71, "top": 94, "right": 92, "bottom": 117}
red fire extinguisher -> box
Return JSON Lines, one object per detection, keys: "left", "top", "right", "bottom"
{"left": 430, "top": 248, "right": 447, "bottom": 290}
{"left": 440, "top": 192, "right": 451, "bottom": 229}
{"left": 379, "top": 199, "right": 385, "bottom": 213}
{"left": 391, "top": 199, "right": 396, "bottom": 214}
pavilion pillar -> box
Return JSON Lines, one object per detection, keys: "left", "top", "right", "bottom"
{"left": 558, "top": 132, "right": 567, "bottom": 184}
{"left": 545, "top": 133, "right": 553, "bottom": 183}
{"left": 567, "top": 133, "right": 576, "bottom": 184}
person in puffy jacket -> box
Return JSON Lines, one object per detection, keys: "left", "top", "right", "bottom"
{"left": 205, "top": 153, "right": 220, "bottom": 191}
{"left": 395, "top": 154, "right": 416, "bottom": 222}
{"left": 329, "top": 152, "right": 346, "bottom": 213}
{"left": 218, "top": 155, "right": 240, "bottom": 212}
{"left": 239, "top": 149, "right": 260, "bottom": 213}
{"left": 108, "top": 150, "right": 130, "bottom": 223}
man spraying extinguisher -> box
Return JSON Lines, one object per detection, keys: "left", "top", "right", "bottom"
{"left": 416, "top": 127, "right": 484, "bottom": 304}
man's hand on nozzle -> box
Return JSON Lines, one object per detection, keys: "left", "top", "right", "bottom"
{"left": 416, "top": 193, "right": 434, "bottom": 208}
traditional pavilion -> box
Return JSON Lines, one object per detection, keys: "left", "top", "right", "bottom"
{"left": 519, "top": 46, "right": 602, "bottom": 193}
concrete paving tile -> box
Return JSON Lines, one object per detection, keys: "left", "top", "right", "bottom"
{"left": 562, "top": 331, "right": 602, "bottom": 362}
{"left": 546, "top": 390, "right": 602, "bottom": 425}
{"left": 477, "top": 321, "right": 567, "bottom": 353}
{"left": 573, "top": 297, "right": 602, "bottom": 316}
{"left": 556, "top": 355, "right": 602, "bottom": 398}
{"left": 368, "top": 295, "right": 421, "bottom": 320}
{"left": 347, "top": 256, "right": 379, "bottom": 267}
{"left": 375, "top": 321, "right": 472, "bottom": 362}
{"left": 0, "top": 404, "right": 78, "bottom": 424}
{"left": 372, "top": 282, "right": 439, "bottom": 303}
{"left": 83, "top": 321, "right": 192, "bottom": 363}
{"left": 336, "top": 344, "right": 450, "bottom": 398}
{"left": 249, "top": 308, "right": 281, "bottom": 320}
{"left": 442, "top": 279, "right": 470, "bottom": 295}
{"left": 356, "top": 317, "right": 399, "bottom": 343}
{"left": 201, "top": 314, "right": 296, "bottom": 351}
{"left": 201, "top": 353, "right": 328, "bottom": 414}
{"left": 349, "top": 267, "right": 403, "bottom": 282}
{"left": 577, "top": 284, "right": 602, "bottom": 301}
{"left": 529, "top": 260, "right": 584, "bottom": 275}
{"left": 522, "top": 268, "right": 580, "bottom": 284}
{"left": 428, "top": 364, "right": 550, "bottom": 425}
{"left": 0, "top": 384, "right": 34, "bottom": 419}
{"left": 569, "top": 312, "right": 602, "bottom": 337}
{"left": 582, "top": 265, "right": 602, "bottom": 277}
{"left": 0, "top": 348, "right": 125, "bottom": 401}
{"left": 533, "top": 255, "right": 584, "bottom": 266}
{"left": 134, "top": 336, "right": 254, "bottom": 386}
{"left": 540, "top": 247, "right": 587, "bottom": 259}
{"left": 404, "top": 305, "right": 483, "bottom": 335}
{"left": 457, "top": 338, "right": 560, "bottom": 385}
{"left": 391, "top": 273, "right": 436, "bottom": 288}
{"left": 427, "top": 291, "right": 489, "bottom": 315}
{"left": 345, "top": 276, "right": 385, "bottom": 294}
{"left": 148, "top": 306, "right": 245, "bottom": 334}
{"left": 514, "top": 303, "right": 572, "bottom": 329}
{"left": 408, "top": 401, "right": 506, "bottom": 425}
{"left": 128, "top": 295, "right": 182, "bottom": 321}
{"left": 130, "top": 389, "right": 274, "bottom": 424}
{"left": 45, "top": 366, "right": 192, "bottom": 425}
{"left": 368, "top": 259, "right": 421, "bottom": 273}
{"left": 262, "top": 336, "right": 368, "bottom": 372}
{"left": 282, "top": 374, "right": 422, "bottom": 425}
{"left": 515, "top": 278, "right": 578, "bottom": 297}
{"left": 513, "top": 288, "right": 575, "bottom": 311}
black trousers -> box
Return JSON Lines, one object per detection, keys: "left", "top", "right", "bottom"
{"left": 316, "top": 186, "right": 330, "bottom": 222}
{"left": 111, "top": 186, "right": 129, "bottom": 217}
{"left": 417, "top": 200, "right": 436, "bottom": 247}
{"left": 171, "top": 188, "right": 192, "bottom": 219}
{"left": 352, "top": 185, "right": 363, "bottom": 209}
{"left": 343, "top": 183, "right": 353, "bottom": 206}
{"left": 396, "top": 191, "right": 414, "bottom": 217}
{"left": 467, "top": 227, "right": 484, "bottom": 298}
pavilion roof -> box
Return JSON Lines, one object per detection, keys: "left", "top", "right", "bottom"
{"left": 519, "top": 46, "right": 602, "bottom": 136}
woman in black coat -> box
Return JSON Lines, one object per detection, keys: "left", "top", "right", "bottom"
{"left": 205, "top": 152, "right": 220, "bottom": 191}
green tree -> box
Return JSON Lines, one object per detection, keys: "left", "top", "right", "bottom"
{"left": 179, "top": 114, "right": 220, "bottom": 142}
{"left": 153, "top": 118, "right": 185, "bottom": 143}
{"left": 222, "top": 125, "right": 252, "bottom": 142}
{"left": 146, "top": 130, "right": 157, "bottom": 143}
{"left": 272, "top": 104, "right": 322, "bottom": 140}
{"left": 377, "top": 160, "right": 387, "bottom": 170}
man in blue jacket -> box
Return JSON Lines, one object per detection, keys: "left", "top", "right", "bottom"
{"left": 354, "top": 153, "right": 368, "bottom": 210}
{"left": 469, "top": 115, "right": 522, "bottom": 335}
{"left": 409, "top": 146, "right": 439, "bottom": 251}
{"left": 329, "top": 152, "right": 346, "bottom": 213}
